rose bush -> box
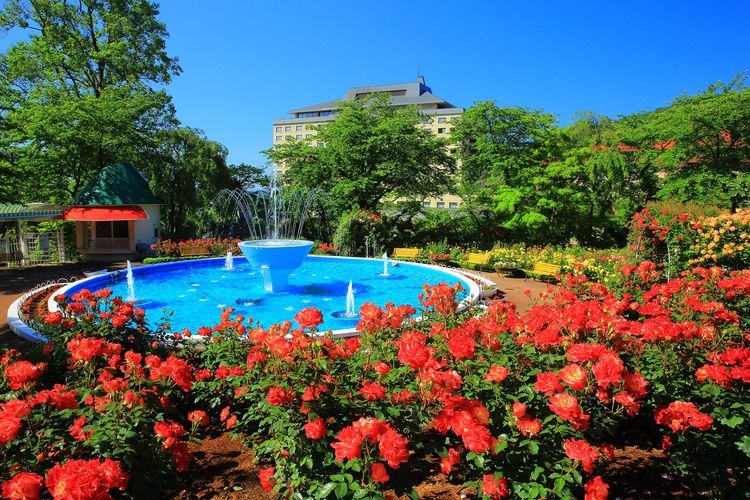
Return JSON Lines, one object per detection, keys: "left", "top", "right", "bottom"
{"left": 1, "top": 253, "right": 749, "bottom": 498}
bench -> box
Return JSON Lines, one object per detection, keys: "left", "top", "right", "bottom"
{"left": 527, "top": 262, "right": 561, "bottom": 281}
{"left": 179, "top": 245, "right": 210, "bottom": 257}
{"left": 461, "top": 252, "right": 492, "bottom": 270}
{"left": 392, "top": 248, "right": 421, "bottom": 261}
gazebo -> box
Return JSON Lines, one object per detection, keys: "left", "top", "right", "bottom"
{"left": 0, "top": 203, "right": 65, "bottom": 266}
{"left": 64, "top": 163, "right": 163, "bottom": 263}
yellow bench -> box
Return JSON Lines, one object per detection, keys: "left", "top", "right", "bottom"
{"left": 179, "top": 245, "right": 210, "bottom": 257}
{"left": 461, "top": 252, "right": 492, "bottom": 270}
{"left": 527, "top": 262, "right": 561, "bottom": 281}
{"left": 392, "top": 248, "right": 421, "bottom": 261}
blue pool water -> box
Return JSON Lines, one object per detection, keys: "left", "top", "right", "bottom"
{"left": 59, "top": 256, "right": 476, "bottom": 334}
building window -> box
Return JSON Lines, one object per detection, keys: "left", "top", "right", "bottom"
{"left": 295, "top": 134, "right": 302, "bottom": 140}
{"left": 449, "top": 202, "right": 458, "bottom": 209}
{"left": 422, "top": 201, "right": 431, "bottom": 208}
{"left": 296, "top": 125, "right": 302, "bottom": 131}
{"left": 284, "top": 125, "right": 291, "bottom": 132}
{"left": 438, "top": 128, "right": 446, "bottom": 134}
{"left": 436, "top": 202, "right": 445, "bottom": 209}
{"left": 316, "top": 141, "right": 323, "bottom": 147}
{"left": 285, "top": 135, "right": 292, "bottom": 140}
{"left": 275, "top": 135, "right": 282, "bottom": 141}
{"left": 438, "top": 117, "right": 446, "bottom": 123}
{"left": 305, "top": 134, "right": 312, "bottom": 138}
{"left": 275, "top": 126, "right": 282, "bottom": 132}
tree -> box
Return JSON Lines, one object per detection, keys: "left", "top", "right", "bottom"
{"left": 228, "top": 163, "right": 269, "bottom": 191}
{"left": 451, "top": 101, "right": 558, "bottom": 242}
{"left": 0, "top": 0, "right": 180, "bottom": 202}
{"left": 542, "top": 113, "right": 657, "bottom": 246}
{"left": 624, "top": 74, "right": 750, "bottom": 210}
{"left": 145, "top": 127, "right": 237, "bottom": 240}
{"left": 266, "top": 94, "right": 456, "bottom": 213}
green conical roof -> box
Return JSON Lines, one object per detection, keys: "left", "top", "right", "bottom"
{"left": 73, "top": 163, "right": 163, "bottom": 205}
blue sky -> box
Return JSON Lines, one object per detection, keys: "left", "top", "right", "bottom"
{"left": 3, "top": 1, "right": 749, "bottom": 168}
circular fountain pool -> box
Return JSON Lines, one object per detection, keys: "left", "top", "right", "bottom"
{"left": 53, "top": 256, "right": 478, "bottom": 335}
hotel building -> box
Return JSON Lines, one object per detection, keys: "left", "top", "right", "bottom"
{"left": 272, "top": 77, "right": 464, "bottom": 209}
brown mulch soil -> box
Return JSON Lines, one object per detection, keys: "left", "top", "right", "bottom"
{"left": 167, "top": 436, "right": 702, "bottom": 499}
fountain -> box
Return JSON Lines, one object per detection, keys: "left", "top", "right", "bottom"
{"left": 125, "top": 260, "right": 136, "bottom": 302}
{"left": 224, "top": 251, "right": 234, "bottom": 270}
{"left": 214, "top": 174, "right": 316, "bottom": 292}
{"left": 346, "top": 280, "right": 356, "bottom": 316}
{"left": 380, "top": 252, "right": 390, "bottom": 276}
{"left": 332, "top": 279, "right": 358, "bottom": 319}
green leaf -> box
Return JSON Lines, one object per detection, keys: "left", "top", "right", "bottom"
{"left": 736, "top": 436, "right": 750, "bottom": 457}
{"left": 317, "top": 482, "right": 336, "bottom": 498}
{"left": 335, "top": 483, "right": 348, "bottom": 499}
{"left": 720, "top": 415, "right": 745, "bottom": 428}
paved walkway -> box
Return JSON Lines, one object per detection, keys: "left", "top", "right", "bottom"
{"left": 1, "top": 263, "right": 553, "bottom": 347}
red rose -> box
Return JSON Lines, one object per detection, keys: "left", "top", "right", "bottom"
{"left": 188, "top": 410, "right": 209, "bottom": 426}
{"left": 266, "top": 387, "right": 293, "bottom": 406}
{"left": 623, "top": 371, "right": 649, "bottom": 398}
{"left": 584, "top": 475, "right": 609, "bottom": 500}
{"left": 373, "top": 361, "right": 391, "bottom": 375}
{"left": 111, "top": 314, "right": 129, "bottom": 329}
{"left": 558, "top": 363, "right": 588, "bottom": 390}
{"left": 331, "top": 426, "right": 363, "bottom": 462}
{"left": 548, "top": 392, "right": 583, "bottom": 421}
{"left": 481, "top": 473, "right": 509, "bottom": 498}
{"left": 258, "top": 467, "right": 276, "bottom": 493}
{"left": 43, "top": 311, "right": 63, "bottom": 325}
{"left": 447, "top": 334, "right": 475, "bottom": 360}
{"left": 5, "top": 361, "right": 46, "bottom": 390}
{"left": 2, "top": 472, "right": 43, "bottom": 500}
{"left": 397, "top": 333, "right": 432, "bottom": 370}
{"left": 592, "top": 352, "right": 624, "bottom": 388}
{"left": 486, "top": 365, "right": 510, "bottom": 382}
{"left": 440, "top": 447, "right": 461, "bottom": 475}
{"left": 370, "top": 463, "right": 390, "bottom": 483}
{"left": 534, "top": 371, "right": 563, "bottom": 395}
{"left": 516, "top": 416, "right": 542, "bottom": 436}
{"left": 294, "top": 307, "right": 323, "bottom": 329}
{"left": 358, "top": 381, "right": 387, "bottom": 401}
{"left": 564, "top": 438, "right": 599, "bottom": 473}
{"left": 378, "top": 428, "right": 409, "bottom": 469}
{"left": 303, "top": 418, "right": 326, "bottom": 440}
{"left": 0, "top": 413, "right": 22, "bottom": 445}
{"left": 511, "top": 402, "right": 527, "bottom": 418}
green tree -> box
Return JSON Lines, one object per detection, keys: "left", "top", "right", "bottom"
{"left": 0, "top": 0, "right": 180, "bottom": 202}
{"left": 228, "top": 162, "right": 269, "bottom": 191}
{"left": 146, "top": 127, "right": 237, "bottom": 240}
{"left": 624, "top": 74, "right": 750, "bottom": 210}
{"left": 451, "top": 101, "right": 558, "bottom": 243}
{"left": 266, "top": 94, "right": 456, "bottom": 213}
{"left": 541, "top": 113, "right": 657, "bottom": 246}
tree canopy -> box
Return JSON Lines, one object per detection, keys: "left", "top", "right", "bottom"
{"left": 266, "top": 94, "right": 456, "bottom": 213}
{"left": 0, "top": 0, "right": 180, "bottom": 203}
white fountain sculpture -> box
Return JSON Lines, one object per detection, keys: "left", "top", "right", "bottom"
{"left": 224, "top": 251, "right": 234, "bottom": 270}
{"left": 214, "top": 174, "right": 317, "bottom": 292}
{"left": 345, "top": 280, "right": 356, "bottom": 317}
{"left": 125, "top": 260, "right": 136, "bottom": 302}
{"left": 381, "top": 251, "right": 390, "bottom": 276}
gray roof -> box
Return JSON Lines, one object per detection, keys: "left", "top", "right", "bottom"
{"left": 286, "top": 76, "right": 461, "bottom": 115}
